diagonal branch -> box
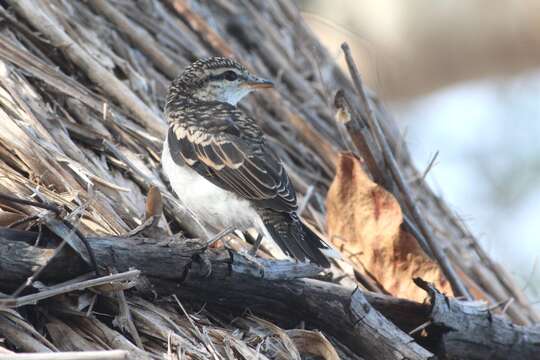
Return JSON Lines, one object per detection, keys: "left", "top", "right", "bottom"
{"left": 341, "top": 42, "right": 471, "bottom": 300}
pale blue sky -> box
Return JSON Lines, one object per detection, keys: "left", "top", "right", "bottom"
{"left": 395, "top": 71, "right": 540, "bottom": 304}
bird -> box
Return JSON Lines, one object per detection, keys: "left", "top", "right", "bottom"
{"left": 161, "top": 57, "right": 333, "bottom": 268}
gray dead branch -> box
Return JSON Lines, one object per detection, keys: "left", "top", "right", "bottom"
{"left": 2, "top": 231, "right": 540, "bottom": 359}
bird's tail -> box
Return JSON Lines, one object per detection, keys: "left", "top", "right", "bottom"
{"left": 260, "top": 210, "right": 336, "bottom": 268}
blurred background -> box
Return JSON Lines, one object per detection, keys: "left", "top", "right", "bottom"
{"left": 296, "top": 0, "right": 540, "bottom": 305}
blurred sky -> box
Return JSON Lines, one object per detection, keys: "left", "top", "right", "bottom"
{"left": 296, "top": 0, "right": 540, "bottom": 304}
{"left": 396, "top": 72, "right": 540, "bottom": 305}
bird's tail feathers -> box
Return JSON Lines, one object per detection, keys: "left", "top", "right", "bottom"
{"left": 301, "top": 221, "right": 342, "bottom": 261}
{"left": 260, "top": 210, "right": 334, "bottom": 268}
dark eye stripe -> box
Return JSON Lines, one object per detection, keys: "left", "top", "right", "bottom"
{"left": 208, "top": 70, "right": 239, "bottom": 82}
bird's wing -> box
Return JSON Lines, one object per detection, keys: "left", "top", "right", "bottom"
{"left": 166, "top": 103, "right": 297, "bottom": 212}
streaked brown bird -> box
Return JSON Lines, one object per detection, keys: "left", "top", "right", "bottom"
{"left": 162, "top": 57, "right": 334, "bottom": 267}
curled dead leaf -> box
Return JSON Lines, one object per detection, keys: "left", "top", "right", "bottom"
{"left": 326, "top": 153, "right": 451, "bottom": 301}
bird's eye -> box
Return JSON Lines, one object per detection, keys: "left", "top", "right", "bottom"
{"left": 223, "top": 70, "right": 238, "bottom": 81}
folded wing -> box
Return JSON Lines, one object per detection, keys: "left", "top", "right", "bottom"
{"left": 166, "top": 104, "right": 297, "bottom": 213}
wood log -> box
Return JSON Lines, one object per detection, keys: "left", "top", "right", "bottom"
{"left": 1, "top": 230, "right": 538, "bottom": 359}
{"left": 0, "top": 230, "right": 432, "bottom": 359}
{"left": 415, "top": 278, "right": 540, "bottom": 360}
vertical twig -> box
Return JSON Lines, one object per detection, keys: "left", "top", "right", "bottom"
{"left": 341, "top": 42, "right": 471, "bottom": 300}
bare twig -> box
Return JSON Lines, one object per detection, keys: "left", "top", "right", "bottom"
{"left": 40, "top": 216, "right": 99, "bottom": 273}
{"left": 341, "top": 42, "right": 471, "bottom": 300}
{"left": 7, "top": 214, "right": 40, "bottom": 229}
{"left": 10, "top": 241, "right": 68, "bottom": 298}
{"left": 172, "top": 294, "right": 221, "bottom": 360}
{"left": 111, "top": 268, "right": 144, "bottom": 349}
{"left": 420, "top": 150, "right": 439, "bottom": 181}
{"left": 408, "top": 320, "right": 432, "bottom": 335}
{"left": 2, "top": 269, "right": 140, "bottom": 308}
{"left": 0, "top": 192, "right": 61, "bottom": 215}
{"left": 298, "top": 185, "right": 315, "bottom": 216}
{"left": 206, "top": 226, "right": 234, "bottom": 247}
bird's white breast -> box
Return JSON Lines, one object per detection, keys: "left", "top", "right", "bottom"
{"left": 162, "top": 138, "right": 259, "bottom": 231}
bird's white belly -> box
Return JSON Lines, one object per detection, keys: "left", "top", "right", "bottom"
{"left": 162, "top": 139, "right": 258, "bottom": 231}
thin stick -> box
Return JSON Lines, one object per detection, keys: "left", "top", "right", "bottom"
{"left": 2, "top": 270, "right": 140, "bottom": 308}
{"left": 7, "top": 214, "right": 40, "bottom": 229}
{"left": 408, "top": 320, "right": 432, "bottom": 336}
{"left": 172, "top": 294, "right": 221, "bottom": 360}
{"left": 0, "top": 192, "right": 61, "bottom": 214}
{"left": 341, "top": 42, "right": 471, "bottom": 300}
{"left": 10, "top": 241, "right": 68, "bottom": 298}
{"left": 61, "top": 219, "right": 99, "bottom": 274}
{"left": 421, "top": 151, "right": 439, "bottom": 181}
{"left": 298, "top": 185, "right": 315, "bottom": 216}
{"left": 501, "top": 298, "right": 515, "bottom": 315}
{"left": 112, "top": 274, "right": 144, "bottom": 349}
{"left": 334, "top": 89, "right": 387, "bottom": 186}
{"left": 0, "top": 350, "right": 128, "bottom": 360}
{"left": 207, "top": 226, "right": 235, "bottom": 247}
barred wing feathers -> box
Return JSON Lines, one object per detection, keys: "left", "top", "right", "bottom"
{"left": 166, "top": 104, "right": 297, "bottom": 213}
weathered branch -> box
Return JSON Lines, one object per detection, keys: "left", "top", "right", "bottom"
{"left": 0, "top": 231, "right": 432, "bottom": 359}
{"left": 415, "top": 278, "right": 540, "bottom": 360}
{"left": 2, "top": 231, "right": 539, "bottom": 359}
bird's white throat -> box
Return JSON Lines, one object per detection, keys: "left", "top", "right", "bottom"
{"left": 193, "top": 83, "right": 253, "bottom": 106}
{"left": 222, "top": 87, "right": 253, "bottom": 106}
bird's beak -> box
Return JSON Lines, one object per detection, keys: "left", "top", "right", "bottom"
{"left": 241, "top": 75, "right": 274, "bottom": 89}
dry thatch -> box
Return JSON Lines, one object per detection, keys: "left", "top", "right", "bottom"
{"left": 0, "top": 1, "right": 538, "bottom": 359}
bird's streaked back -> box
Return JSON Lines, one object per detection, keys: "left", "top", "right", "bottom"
{"left": 162, "top": 57, "right": 333, "bottom": 268}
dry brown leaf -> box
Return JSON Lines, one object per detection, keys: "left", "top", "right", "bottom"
{"left": 144, "top": 185, "right": 163, "bottom": 220}
{"left": 326, "top": 153, "right": 451, "bottom": 301}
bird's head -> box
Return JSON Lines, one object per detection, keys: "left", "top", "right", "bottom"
{"left": 168, "top": 57, "right": 273, "bottom": 106}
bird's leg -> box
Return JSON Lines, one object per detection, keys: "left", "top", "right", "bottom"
{"left": 206, "top": 226, "right": 234, "bottom": 248}
{"left": 248, "top": 233, "right": 263, "bottom": 256}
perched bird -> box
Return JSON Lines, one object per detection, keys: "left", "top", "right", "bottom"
{"left": 162, "top": 57, "right": 333, "bottom": 268}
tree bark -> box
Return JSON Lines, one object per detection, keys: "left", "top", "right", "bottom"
{"left": 0, "top": 231, "right": 431, "bottom": 359}
{"left": 2, "top": 230, "right": 538, "bottom": 359}
{"left": 415, "top": 278, "right": 540, "bottom": 360}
